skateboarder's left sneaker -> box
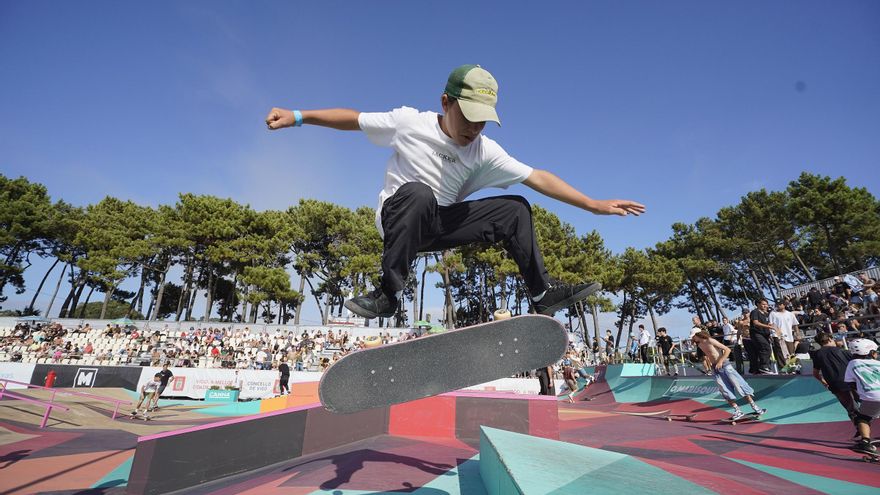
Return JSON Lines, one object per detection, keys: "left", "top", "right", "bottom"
{"left": 533, "top": 282, "right": 601, "bottom": 316}
{"left": 853, "top": 438, "right": 877, "bottom": 454}
{"left": 730, "top": 410, "right": 746, "bottom": 421}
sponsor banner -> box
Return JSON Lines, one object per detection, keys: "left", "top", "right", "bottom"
{"left": 30, "top": 364, "right": 143, "bottom": 390}
{"left": 0, "top": 362, "right": 37, "bottom": 389}
{"left": 135, "top": 367, "right": 320, "bottom": 400}
{"left": 662, "top": 379, "right": 723, "bottom": 400}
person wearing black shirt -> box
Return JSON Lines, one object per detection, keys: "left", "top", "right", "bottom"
{"left": 603, "top": 330, "right": 615, "bottom": 364}
{"left": 151, "top": 363, "right": 174, "bottom": 411}
{"left": 656, "top": 327, "right": 677, "bottom": 376}
{"left": 807, "top": 287, "right": 823, "bottom": 309}
{"left": 278, "top": 359, "right": 291, "bottom": 395}
{"left": 812, "top": 332, "right": 857, "bottom": 433}
{"left": 535, "top": 366, "right": 553, "bottom": 395}
{"left": 750, "top": 299, "right": 776, "bottom": 374}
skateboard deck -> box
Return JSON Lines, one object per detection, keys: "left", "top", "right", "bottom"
{"left": 129, "top": 411, "right": 151, "bottom": 421}
{"left": 722, "top": 412, "right": 761, "bottom": 425}
{"left": 665, "top": 413, "right": 697, "bottom": 422}
{"left": 850, "top": 443, "right": 880, "bottom": 464}
{"left": 319, "top": 315, "right": 567, "bottom": 414}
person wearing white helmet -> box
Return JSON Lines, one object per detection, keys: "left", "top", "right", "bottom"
{"left": 843, "top": 338, "right": 880, "bottom": 454}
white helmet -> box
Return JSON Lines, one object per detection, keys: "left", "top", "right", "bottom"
{"left": 849, "top": 339, "right": 878, "bottom": 356}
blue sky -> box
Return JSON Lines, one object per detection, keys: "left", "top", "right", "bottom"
{"left": 2, "top": 1, "right": 878, "bottom": 338}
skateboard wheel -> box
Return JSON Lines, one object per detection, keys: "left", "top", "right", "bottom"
{"left": 493, "top": 309, "right": 512, "bottom": 320}
{"left": 364, "top": 336, "right": 382, "bottom": 348}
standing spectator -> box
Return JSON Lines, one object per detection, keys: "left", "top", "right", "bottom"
{"left": 844, "top": 339, "right": 880, "bottom": 455}
{"left": 656, "top": 327, "right": 677, "bottom": 376}
{"left": 535, "top": 366, "right": 553, "bottom": 396}
{"left": 721, "top": 317, "right": 736, "bottom": 347}
{"left": 750, "top": 299, "right": 776, "bottom": 374}
{"left": 278, "top": 358, "right": 291, "bottom": 395}
{"left": 151, "top": 363, "right": 174, "bottom": 411}
{"left": 769, "top": 301, "right": 797, "bottom": 370}
{"left": 603, "top": 330, "right": 615, "bottom": 364}
{"left": 735, "top": 309, "right": 753, "bottom": 375}
{"left": 638, "top": 325, "right": 650, "bottom": 364}
{"left": 812, "top": 332, "right": 857, "bottom": 436}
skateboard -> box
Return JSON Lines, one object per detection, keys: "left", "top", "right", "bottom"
{"left": 130, "top": 410, "right": 152, "bottom": 421}
{"left": 854, "top": 451, "right": 880, "bottom": 464}
{"left": 722, "top": 411, "right": 761, "bottom": 425}
{"left": 665, "top": 413, "right": 697, "bottom": 422}
{"left": 319, "top": 315, "right": 568, "bottom": 414}
{"left": 850, "top": 442, "right": 880, "bottom": 463}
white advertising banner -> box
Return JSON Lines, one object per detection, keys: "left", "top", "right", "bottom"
{"left": 135, "top": 367, "right": 321, "bottom": 400}
{"left": 0, "top": 362, "right": 37, "bottom": 389}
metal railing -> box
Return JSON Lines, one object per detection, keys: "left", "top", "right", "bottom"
{"left": 779, "top": 267, "right": 880, "bottom": 298}
{"left": 0, "top": 383, "right": 70, "bottom": 427}
{"left": 0, "top": 379, "right": 132, "bottom": 420}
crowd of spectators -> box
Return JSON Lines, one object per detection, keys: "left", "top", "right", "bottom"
{"left": 787, "top": 273, "right": 880, "bottom": 338}
{"left": 0, "top": 321, "right": 423, "bottom": 371}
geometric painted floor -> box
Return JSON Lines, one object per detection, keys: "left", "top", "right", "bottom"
{"left": 2, "top": 370, "right": 880, "bottom": 494}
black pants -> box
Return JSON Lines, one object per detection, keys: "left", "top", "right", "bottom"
{"left": 831, "top": 388, "right": 859, "bottom": 427}
{"left": 751, "top": 331, "right": 773, "bottom": 372}
{"left": 536, "top": 367, "right": 551, "bottom": 395}
{"left": 279, "top": 375, "right": 290, "bottom": 394}
{"left": 731, "top": 343, "right": 744, "bottom": 375}
{"left": 743, "top": 338, "right": 757, "bottom": 374}
{"left": 639, "top": 344, "right": 649, "bottom": 363}
{"left": 380, "top": 183, "right": 550, "bottom": 297}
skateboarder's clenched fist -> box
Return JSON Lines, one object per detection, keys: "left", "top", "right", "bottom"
{"left": 265, "top": 107, "right": 296, "bottom": 130}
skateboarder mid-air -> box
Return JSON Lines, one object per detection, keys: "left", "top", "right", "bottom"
{"left": 266, "top": 64, "right": 645, "bottom": 319}
{"left": 691, "top": 330, "right": 766, "bottom": 421}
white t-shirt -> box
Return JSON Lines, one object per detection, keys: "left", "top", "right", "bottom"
{"left": 721, "top": 323, "right": 736, "bottom": 343}
{"left": 638, "top": 329, "right": 650, "bottom": 346}
{"left": 844, "top": 359, "right": 880, "bottom": 402}
{"left": 769, "top": 310, "right": 798, "bottom": 342}
{"left": 358, "top": 107, "right": 534, "bottom": 236}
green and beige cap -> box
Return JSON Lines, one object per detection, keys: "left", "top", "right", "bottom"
{"left": 444, "top": 64, "right": 500, "bottom": 125}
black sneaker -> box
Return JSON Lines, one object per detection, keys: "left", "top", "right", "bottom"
{"left": 344, "top": 289, "right": 398, "bottom": 319}
{"left": 533, "top": 282, "right": 601, "bottom": 316}
{"left": 853, "top": 438, "right": 877, "bottom": 454}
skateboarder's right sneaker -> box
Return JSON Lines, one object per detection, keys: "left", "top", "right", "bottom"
{"left": 344, "top": 289, "right": 398, "bottom": 319}
{"left": 730, "top": 410, "right": 746, "bottom": 422}
{"left": 533, "top": 282, "right": 601, "bottom": 316}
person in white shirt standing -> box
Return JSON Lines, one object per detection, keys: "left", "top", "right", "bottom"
{"left": 638, "top": 324, "right": 651, "bottom": 364}
{"left": 769, "top": 301, "right": 799, "bottom": 367}
{"left": 266, "top": 65, "right": 645, "bottom": 321}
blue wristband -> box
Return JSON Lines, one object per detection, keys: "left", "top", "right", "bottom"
{"left": 293, "top": 110, "right": 303, "bottom": 127}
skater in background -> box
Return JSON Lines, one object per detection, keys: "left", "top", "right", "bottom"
{"left": 150, "top": 363, "right": 173, "bottom": 411}
{"left": 134, "top": 373, "right": 161, "bottom": 417}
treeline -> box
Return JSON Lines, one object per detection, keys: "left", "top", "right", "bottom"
{"left": 1, "top": 172, "right": 877, "bottom": 347}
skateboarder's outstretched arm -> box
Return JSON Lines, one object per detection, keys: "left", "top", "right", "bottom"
{"left": 522, "top": 169, "right": 645, "bottom": 217}
{"left": 265, "top": 108, "right": 360, "bottom": 131}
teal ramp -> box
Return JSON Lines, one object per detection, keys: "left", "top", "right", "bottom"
{"left": 479, "top": 426, "right": 715, "bottom": 494}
